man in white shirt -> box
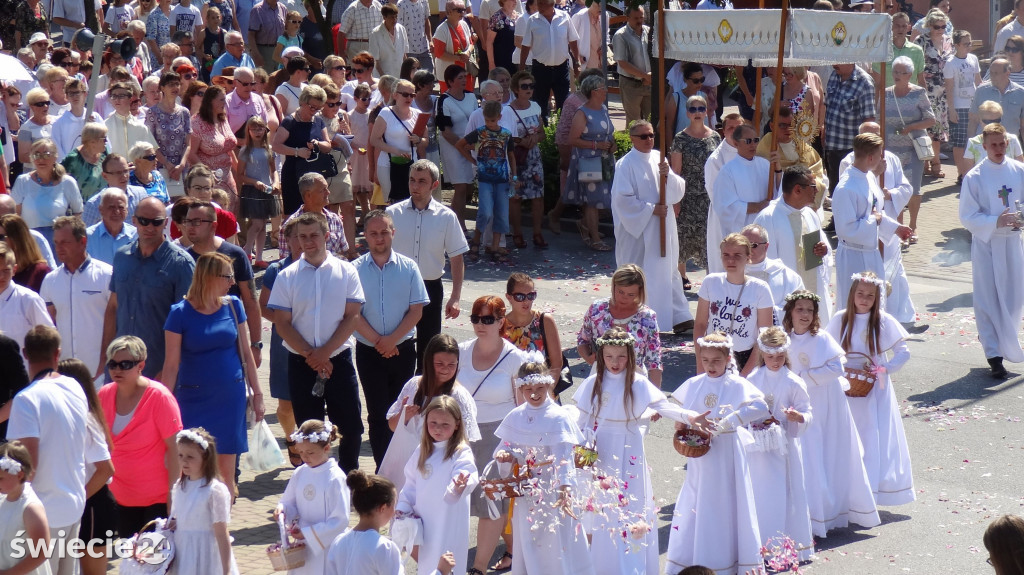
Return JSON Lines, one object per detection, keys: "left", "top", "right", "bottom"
{"left": 518, "top": 0, "right": 580, "bottom": 122}
{"left": 39, "top": 217, "right": 113, "bottom": 376}
{"left": 368, "top": 4, "right": 409, "bottom": 78}
{"left": 267, "top": 212, "right": 366, "bottom": 471}
{"left": 6, "top": 325, "right": 112, "bottom": 575}
{"left": 0, "top": 245, "right": 55, "bottom": 373}
{"left": 387, "top": 159, "right": 469, "bottom": 369}
{"left": 959, "top": 123, "right": 1024, "bottom": 378}
{"left": 741, "top": 223, "right": 804, "bottom": 325}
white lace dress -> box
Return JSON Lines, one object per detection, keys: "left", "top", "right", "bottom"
{"left": 168, "top": 478, "right": 239, "bottom": 575}
{"left": 0, "top": 484, "right": 52, "bottom": 575}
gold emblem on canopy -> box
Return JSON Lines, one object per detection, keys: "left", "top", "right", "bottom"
{"left": 718, "top": 19, "right": 734, "bottom": 43}
{"left": 831, "top": 21, "right": 847, "bottom": 46}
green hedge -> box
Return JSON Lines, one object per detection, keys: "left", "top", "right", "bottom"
{"left": 538, "top": 110, "right": 634, "bottom": 210}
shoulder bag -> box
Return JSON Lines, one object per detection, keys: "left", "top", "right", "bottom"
{"left": 508, "top": 104, "right": 533, "bottom": 172}
{"left": 305, "top": 116, "right": 339, "bottom": 178}
{"left": 470, "top": 348, "right": 515, "bottom": 398}
{"left": 538, "top": 312, "right": 572, "bottom": 396}
{"left": 226, "top": 297, "right": 256, "bottom": 429}
{"left": 448, "top": 20, "right": 479, "bottom": 77}
{"left": 385, "top": 106, "right": 418, "bottom": 202}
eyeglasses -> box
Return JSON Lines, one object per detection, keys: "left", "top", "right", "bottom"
{"left": 182, "top": 73, "right": 197, "bottom": 80}
{"left": 982, "top": 117, "right": 1002, "bottom": 123}
{"left": 738, "top": 137, "right": 761, "bottom": 144}
{"left": 184, "top": 218, "right": 214, "bottom": 226}
{"left": 218, "top": 272, "right": 235, "bottom": 280}
{"left": 749, "top": 241, "right": 767, "bottom": 249}
{"left": 135, "top": 215, "right": 167, "bottom": 226}
{"left": 31, "top": 100, "right": 51, "bottom": 107}
{"left": 236, "top": 80, "right": 255, "bottom": 87}
{"left": 511, "top": 291, "right": 538, "bottom": 302}
{"left": 131, "top": 99, "right": 141, "bottom": 105}
{"left": 307, "top": 103, "right": 323, "bottom": 113}
{"left": 289, "top": 19, "right": 302, "bottom": 23}
{"left": 396, "top": 91, "right": 415, "bottom": 98}
{"left": 358, "top": 97, "right": 370, "bottom": 102}
{"left": 111, "top": 93, "right": 132, "bottom": 100}
{"left": 104, "top": 169, "right": 129, "bottom": 177}
{"left": 687, "top": 106, "right": 706, "bottom": 113}
{"left": 352, "top": 67, "right": 366, "bottom": 74}
{"left": 631, "top": 133, "right": 655, "bottom": 140}
{"left": 32, "top": 151, "right": 56, "bottom": 159}
{"left": 325, "top": 101, "right": 342, "bottom": 108}
{"left": 107, "top": 359, "right": 142, "bottom": 371}
{"left": 518, "top": 83, "right": 535, "bottom": 89}
{"left": 688, "top": 76, "right": 704, "bottom": 84}
{"left": 470, "top": 314, "right": 498, "bottom": 325}
{"left": 66, "top": 90, "right": 83, "bottom": 97}
{"left": 1008, "top": 46, "right": 1023, "bottom": 53}
{"left": 452, "top": 7, "right": 466, "bottom": 12}
{"left": 141, "top": 154, "right": 158, "bottom": 161}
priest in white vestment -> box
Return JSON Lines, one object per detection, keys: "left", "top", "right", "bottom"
{"left": 754, "top": 166, "right": 834, "bottom": 323}
{"left": 707, "top": 124, "right": 775, "bottom": 274}
{"left": 832, "top": 133, "right": 912, "bottom": 305}
{"left": 839, "top": 122, "right": 916, "bottom": 322}
{"left": 611, "top": 120, "right": 693, "bottom": 333}
{"left": 959, "top": 123, "right": 1024, "bottom": 378}
{"left": 741, "top": 224, "right": 805, "bottom": 325}
{"left": 756, "top": 106, "right": 829, "bottom": 218}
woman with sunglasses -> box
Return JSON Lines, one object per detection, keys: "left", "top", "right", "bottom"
{"left": 669, "top": 93, "right": 721, "bottom": 290}
{"left": 661, "top": 62, "right": 708, "bottom": 140}
{"left": 129, "top": 143, "right": 170, "bottom": 205}
{"left": 458, "top": 295, "right": 524, "bottom": 575}
{"left": 0, "top": 214, "right": 52, "bottom": 293}
{"left": 16, "top": 88, "right": 56, "bottom": 166}
{"left": 324, "top": 55, "right": 349, "bottom": 88}
{"left": 182, "top": 80, "right": 208, "bottom": 116}
{"left": 96, "top": 335, "right": 183, "bottom": 538}
{"left": 501, "top": 272, "right": 562, "bottom": 381}
{"left": 370, "top": 78, "right": 425, "bottom": 206}
{"left": 507, "top": 70, "right": 547, "bottom": 248}
{"left": 188, "top": 86, "right": 239, "bottom": 213}
{"left": 915, "top": 7, "right": 953, "bottom": 178}
{"left": 340, "top": 52, "right": 378, "bottom": 111}
{"left": 11, "top": 139, "right": 83, "bottom": 250}
{"left": 272, "top": 84, "right": 332, "bottom": 214}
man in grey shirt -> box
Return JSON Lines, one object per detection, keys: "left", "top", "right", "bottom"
{"left": 969, "top": 58, "right": 1024, "bottom": 138}
{"left": 611, "top": 5, "right": 652, "bottom": 125}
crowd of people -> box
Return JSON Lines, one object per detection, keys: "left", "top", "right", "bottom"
{"left": 2, "top": 0, "right": 1024, "bottom": 574}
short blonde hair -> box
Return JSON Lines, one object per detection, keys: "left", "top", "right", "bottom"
{"left": 185, "top": 252, "right": 234, "bottom": 310}
{"left": 26, "top": 87, "right": 49, "bottom": 106}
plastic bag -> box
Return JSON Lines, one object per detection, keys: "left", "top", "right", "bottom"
{"left": 242, "top": 419, "right": 286, "bottom": 472}
{"left": 389, "top": 513, "right": 423, "bottom": 555}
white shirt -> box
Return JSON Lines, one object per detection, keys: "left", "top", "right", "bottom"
{"left": 171, "top": 2, "right": 203, "bottom": 34}
{"left": 51, "top": 108, "right": 104, "bottom": 160}
{"left": 39, "top": 258, "right": 113, "bottom": 376}
{"left": 387, "top": 198, "right": 470, "bottom": 280}
{"left": 368, "top": 23, "right": 410, "bottom": 79}
{"left": 105, "top": 113, "right": 157, "bottom": 158}
{"left": 7, "top": 374, "right": 110, "bottom": 527}
{"left": 457, "top": 339, "right": 524, "bottom": 423}
{"left": 697, "top": 274, "right": 774, "bottom": 352}
{"left": 0, "top": 283, "right": 54, "bottom": 369}
{"left": 266, "top": 253, "right": 366, "bottom": 356}
{"left": 519, "top": 10, "right": 580, "bottom": 66}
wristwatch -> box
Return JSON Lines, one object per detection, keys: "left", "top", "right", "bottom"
{"left": 251, "top": 342, "right": 263, "bottom": 350}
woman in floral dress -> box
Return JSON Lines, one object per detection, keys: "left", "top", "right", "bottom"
{"left": 11, "top": 0, "right": 47, "bottom": 50}
{"left": 669, "top": 93, "right": 720, "bottom": 289}
{"left": 576, "top": 264, "right": 663, "bottom": 386}
{"left": 507, "top": 71, "right": 547, "bottom": 248}
{"left": 565, "top": 74, "right": 615, "bottom": 251}
{"left": 485, "top": 0, "right": 518, "bottom": 73}
{"left": 915, "top": 8, "right": 952, "bottom": 177}
{"left": 188, "top": 86, "right": 239, "bottom": 213}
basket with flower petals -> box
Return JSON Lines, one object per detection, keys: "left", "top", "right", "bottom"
{"left": 673, "top": 426, "right": 712, "bottom": 458}
{"left": 573, "top": 443, "right": 598, "bottom": 469}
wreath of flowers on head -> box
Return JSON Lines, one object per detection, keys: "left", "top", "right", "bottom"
{"left": 696, "top": 334, "right": 734, "bottom": 350}
{"left": 784, "top": 291, "right": 820, "bottom": 303}
{"left": 757, "top": 328, "right": 792, "bottom": 354}
{"left": 290, "top": 417, "right": 334, "bottom": 444}
{"left": 514, "top": 373, "right": 556, "bottom": 388}
{"left": 177, "top": 429, "right": 209, "bottom": 450}
{"left": 850, "top": 273, "right": 885, "bottom": 288}
{"left": 596, "top": 333, "right": 636, "bottom": 348}
{"left": 0, "top": 456, "right": 23, "bottom": 474}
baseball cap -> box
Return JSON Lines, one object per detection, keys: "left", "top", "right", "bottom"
{"left": 281, "top": 46, "right": 305, "bottom": 59}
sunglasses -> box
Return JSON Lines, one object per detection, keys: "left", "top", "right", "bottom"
{"left": 396, "top": 91, "right": 415, "bottom": 98}
{"left": 932, "top": 24, "right": 946, "bottom": 30}
{"left": 511, "top": 291, "right": 538, "bottom": 302}
{"left": 358, "top": 97, "right": 370, "bottom": 102}
{"left": 184, "top": 218, "right": 213, "bottom": 226}
{"left": 32, "top": 151, "right": 56, "bottom": 159}
{"left": 135, "top": 215, "right": 167, "bottom": 226}
{"left": 333, "top": 65, "right": 350, "bottom": 71}
{"left": 982, "top": 117, "right": 1002, "bottom": 123}
{"left": 452, "top": 7, "right": 466, "bottom": 12}
{"left": 688, "top": 76, "right": 704, "bottom": 84}
{"left": 470, "top": 314, "right": 498, "bottom": 325}
{"left": 31, "top": 100, "right": 51, "bottom": 107}
{"left": 218, "top": 273, "right": 235, "bottom": 280}
{"left": 738, "top": 137, "right": 761, "bottom": 144}
{"left": 1008, "top": 47, "right": 1023, "bottom": 53}
{"left": 141, "top": 154, "right": 158, "bottom": 161}
{"left": 183, "top": 73, "right": 197, "bottom": 80}
{"left": 631, "top": 133, "right": 655, "bottom": 140}
{"left": 352, "top": 67, "right": 366, "bottom": 74}
{"left": 236, "top": 80, "right": 255, "bottom": 87}
{"left": 289, "top": 19, "right": 302, "bottom": 23}
{"left": 687, "top": 106, "right": 707, "bottom": 113}
{"left": 518, "top": 83, "right": 535, "bottom": 89}
{"left": 107, "top": 359, "right": 142, "bottom": 371}
{"left": 749, "top": 241, "right": 767, "bottom": 249}
{"left": 325, "top": 101, "right": 342, "bottom": 108}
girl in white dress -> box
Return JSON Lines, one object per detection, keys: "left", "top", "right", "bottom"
{"left": 494, "top": 357, "right": 596, "bottom": 575}
{"left": 0, "top": 442, "right": 51, "bottom": 575}
{"left": 169, "top": 428, "right": 239, "bottom": 575}
{"left": 275, "top": 418, "right": 352, "bottom": 575}
{"left": 379, "top": 334, "right": 481, "bottom": 490}
{"left": 325, "top": 471, "right": 457, "bottom": 575}
{"left": 573, "top": 327, "right": 708, "bottom": 575}
{"left": 827, "top": 272, "right": 915, "bottom": 506}
{"left": 783, "top": 290, "right": 879, "bottom": 537}
{"left": 744, "top": 326, "right": 814, "bottom": 562}
{"left": 665, "top": 333, "right": 769, "bottom": 575}
{"left": 397, "top": 396, "right": 479, "bottom": 575}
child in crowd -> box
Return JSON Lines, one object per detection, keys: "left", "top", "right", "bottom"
{"left": 783, "top": 290, "right": 879, "bottom": 536}
{"left": 348, "top": 83, "right": 373, "bottom": 225}
{"left": 665, "top": 332, "right": 768, "bottom": 575}
{"left": 456, "top": 100, "right": 517, "bottom": 263}
{"left": 274, "top": 11, "right": 304, "bottom": 69}
{"left": 237, "top": 115, "right": 280, "bottom": 268}
{"left": 0, "top": 441, "right": 50, "bottom": 575}
{"left": 744, "top": 326, "right": 814, "bottom": 560}
{"left": 397, "top": 396, "right": 479, "bottom": 574}
{"left": 197, "top": 6, "right": 226, "bottom": 82}
{"left": 104, "top": 0, "right": 136, "bottom": 35}
{"left": 573, "top": 326, "right": 708, "bottom": 575}
{"left": 275, "top": 418, "right": 351, "bottom": 575}
{"left": 170, "top": 428, "right": 239, "bottom": 575}
{"left": 943, "top": 29, "right": 982, "bottom": 183}
{"left": 379, "top": 334, "right": 480, "bottom": 490}
{"left": 494, "top": 356, "right": 594, "bottom": 575}
{"left": 325, "top": 471, "right": 457, "bottom": 575}
{"left": 827, "top": 272, "right": 916, "bottom": 507}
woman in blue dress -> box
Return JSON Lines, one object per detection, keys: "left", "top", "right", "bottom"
{"left": 163, "top": 252, "right": 264, "bottom": 498}
{"left": 565, "top": 74, "right": 615, "bottom": 251}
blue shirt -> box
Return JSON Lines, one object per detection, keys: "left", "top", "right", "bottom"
{"left": 109, "top": 240, "right": 195, "bottom": 378}
{"left": 86, "top": 221, "right": 138, "bottom": 265}
{"left": 211, "top": 51, "right": 257, "bottom": 79}
{"left": 82, "top": 186, "right": 150, "bottom": 227}
{"left": 353, "top": 250, "right": 429, "bottom": 345}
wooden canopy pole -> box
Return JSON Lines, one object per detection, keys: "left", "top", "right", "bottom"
{"left": 753, "top": 0, "right": 765, "bottom": 133}
{"left": 658, "top": 0, "right": 668, "bottom": 257}
{"left": 766, "top": 0, "right": 791, "bottom": 200}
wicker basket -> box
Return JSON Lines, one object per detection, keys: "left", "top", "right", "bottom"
{"left": 573, "top": 443, "right": 598, "bottom": 469}
{"left": 479, "top": 460, "right": 530, "bottom": 501}
{"left": 843, "top": 351, "right": 877, "bottom": 398}
{"left": 673, "top": 427, "right": 712, "bottom": 458}
{"left": 267, "top": 513, "right": 307, "bottom": 571}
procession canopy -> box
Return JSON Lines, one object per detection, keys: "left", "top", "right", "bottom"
{"left": 653, "top": 9, "right": 893, "bottom": 66}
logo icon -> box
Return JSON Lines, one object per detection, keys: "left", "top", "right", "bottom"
{"left": 718, "top": 19, "right": 734, "bottom": 44}
{"left": 831, "top": 22, "right": 847, "bottom": 46}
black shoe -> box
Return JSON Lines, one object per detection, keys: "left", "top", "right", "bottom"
{"left": 988, "top": 356, "right": 1008, "bottom": 379}
{"left": 823, "top": 219, "right": 836, "bottom": 232}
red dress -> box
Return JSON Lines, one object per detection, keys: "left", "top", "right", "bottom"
{"left": 191, "top": 115, "right": 239, "bottom": 205}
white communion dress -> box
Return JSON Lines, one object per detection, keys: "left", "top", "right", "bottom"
{"left": 0, "top": 483, "right": 52, "bottom": 575}
{"left": 168, "top": 478, "right": 239, "bottom": 575}
{"left": 277, "top": 458, "right": 352, "bottom": 574}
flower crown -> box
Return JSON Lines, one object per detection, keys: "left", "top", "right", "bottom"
{"left": 177, "top": 429, "right": 209, "bottom": 450}
{"left": 290, "top": 417, "right": 334, "bottom": 444}
{"left": 784, "top": 291, "right": 820, "bottom": 303}
{"left": 850, "top": 273, "right": 885, "bottom": 288}
{"left": 757, "top": 328, "right": 791, "bottom": 354}
{"left": 596, "top": 332, "right": 636, "bottom": 348}
{"left": 514, "top": 373, "right": 555, "bottom": 388}
{"left": 0, "top": 456, "right": 23, "bottom": 474}
{"left": 696, "top": 334, "right": 734, "bottom": 349}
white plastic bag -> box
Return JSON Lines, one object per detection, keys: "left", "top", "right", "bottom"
{"left": 389, "top": 513, "right": 423, "bottom": 555}
{"left": 242, "top": 420, "right": 286, "bottom": 472}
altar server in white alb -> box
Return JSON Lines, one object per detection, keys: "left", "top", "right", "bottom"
{"left": 827, "top": 272, "right": 915, "bottom": 506}
{"left": 665, "top": 332, "right": 769, "bottom": 575}
{"left": 493, "top": 358, "right": 595, "bottom": 575}
{"left": 740, "top": 224, "right": 804, "bottom": 325}
{"left": 831, "top": 133, "right": 913, "bottom": 305}
{"left": 707, "top": 124, "right": 774, "bottom": 275}
{"left": 958, "top": 122, "right": 1024, "bottom": 379}
{"left": 839, "top": 122, "right": 916, "bottom": 323}
{"left": 702, "top": 113, "right": 745, "bottom": 195}
{"left": 611, "top": 120, "right": 693, "bottom": 334}
{"left": 755, "top": 166, "right": 834, "bottom": 324}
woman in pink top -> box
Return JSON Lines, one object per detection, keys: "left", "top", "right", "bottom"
{"left": 188, "top": 85, "right": 240, "bottom": 214}
{"left": 97, "top": 335, "right": 183, "bottom": 537}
